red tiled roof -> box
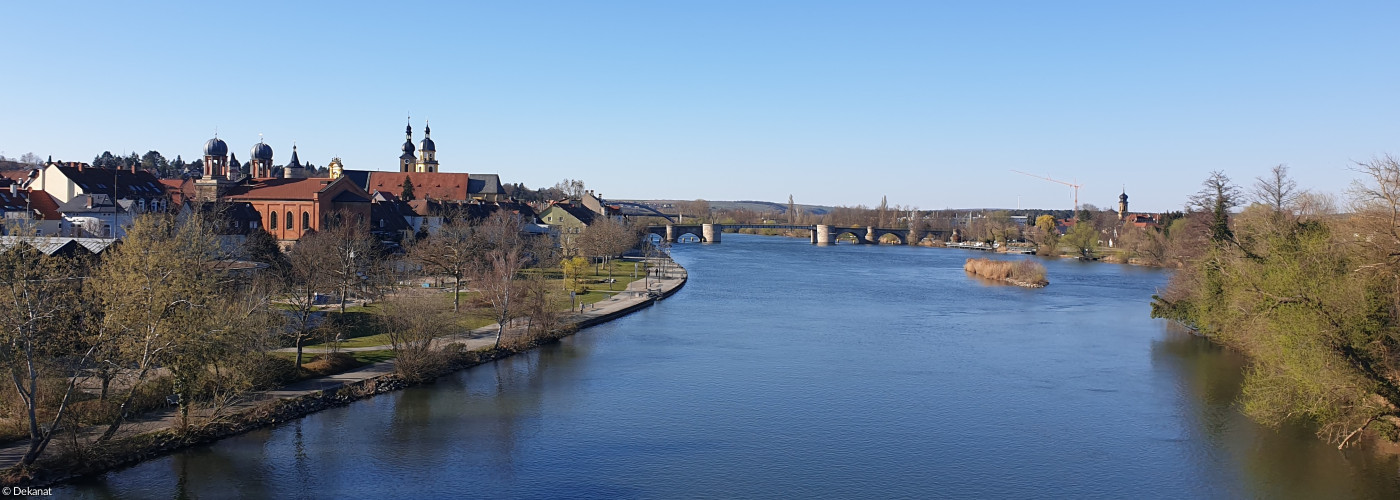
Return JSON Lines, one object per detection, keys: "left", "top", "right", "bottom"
{"left": 160, "top": 179, "right": 195, "bottom": 205}
{"left": 26, "top": 190, "right": 61, "bottom": 220}
{"left": 367, "top": 172, "right": 470, "bottom": 201}
{"left": 0, "top": 170, "right": 34, "bottom": 183}
{"left": 224, "top": 178, "right": 339, "bottom": 201}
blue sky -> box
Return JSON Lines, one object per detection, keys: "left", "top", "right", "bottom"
{"left": 2, "top": 1, "right": 1397, "bottom": 212}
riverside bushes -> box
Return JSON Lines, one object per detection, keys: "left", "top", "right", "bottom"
{"left": 1152, "top": 162, "right": 1400, "bottom": 448}
{"left": 963, "top": 258, "right": 1048, "bottom": 287}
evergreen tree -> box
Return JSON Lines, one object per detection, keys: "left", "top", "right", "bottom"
{"left": 401, "top": 175, "right": 416, "bottom": 201}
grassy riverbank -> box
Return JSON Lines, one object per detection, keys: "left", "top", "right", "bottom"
{"left": 3, "top": 256, "right": 687, "bottom": 488}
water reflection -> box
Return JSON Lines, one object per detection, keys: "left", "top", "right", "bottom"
{"left": 1152, "top": 324, "right": 1400, "bottom": 499}
{"left": 64, "top": 234, "right": 1400, "bottom": 498}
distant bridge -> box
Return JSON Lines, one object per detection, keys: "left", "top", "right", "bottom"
{"left": 644, "top": 224, "right": 949, "bottom": 245}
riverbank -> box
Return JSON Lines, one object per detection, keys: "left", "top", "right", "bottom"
{"left": 5, "top": 257, "right": 688, "bottom": 488}
{"left": 731, "top": 228, "right": 1175, "bottom": 269}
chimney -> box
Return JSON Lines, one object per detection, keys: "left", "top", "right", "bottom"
{"left": 8, "top": 184, "right": 15, "bottom": 196}
{"left": 77, "top": 162, "right": 83, "bottom": 172}
{"left": 131, "top": 163, "right": 137, "bottom": 174}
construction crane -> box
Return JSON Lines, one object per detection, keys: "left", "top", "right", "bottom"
{"left": 1012, "top": 170, "right": 1082, "bottom": 214}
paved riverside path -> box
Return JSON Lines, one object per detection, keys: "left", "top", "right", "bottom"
{"left": 0, "top": 259, "right": 686, "bottom": 468}
{"left": 278, "top": 260, "right": 688, "bottom": 354}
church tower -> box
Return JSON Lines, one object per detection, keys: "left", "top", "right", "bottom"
{"left": 399, "top": 121, "right": 416, "bottom": 172}
{"left": 328, "top": 157, "right": 344, "bottom": 179}
{"left": 1117, "top": 189, "right": 1129, "bottom": 221}
{"left": 416, "top": 121, "right": 438, "bottom": 173}
{"left": 250, "top": 140, "right": 274, "bottom": 179}
{"left": 197, "top": 136, "right": 234, "bottom": 201}
{"left": 283, "top": 144, "right": 305, "bottom": 178}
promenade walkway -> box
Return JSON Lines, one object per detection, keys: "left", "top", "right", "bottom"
{"left": 0, "top": 258, "right": 686, "bottom": 468}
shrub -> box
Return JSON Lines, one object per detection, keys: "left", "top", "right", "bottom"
{"left": 964, "top": 258, "right": 1048, "bottom": 286}
{"left": 300, "top": 352, "right": 363, "bottom": 377}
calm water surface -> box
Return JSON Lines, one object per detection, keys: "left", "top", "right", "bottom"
{"left": 67, "top": 234, "right": 1400, "bottom": 498}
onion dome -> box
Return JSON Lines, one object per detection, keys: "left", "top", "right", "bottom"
{"left": 251, "top": 141, "right": 274, "bottom": 161}
{"left": 420, "top": 123, "right": 436, "bottom": 151}
{"left": 1119, "top": 191, "right": 1128, "bottom": 202}
{"left": 204, "top": 137, "right": 228, "bottom": 156}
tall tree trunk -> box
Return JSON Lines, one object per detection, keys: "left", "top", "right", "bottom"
{"left": 295, "top": 333, "right": 306, "bottom": 367}
{"left": 98, "top": 365, "right": 151, "bottom": 442}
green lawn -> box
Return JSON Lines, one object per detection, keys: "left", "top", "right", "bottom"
{"left": 351, "top": 350, "right": 395, "bottom": 364}
{"left": 299, "top": 257, "right": 664, "bottom": 349}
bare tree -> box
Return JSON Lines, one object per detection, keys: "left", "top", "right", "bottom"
{"left": 468, "top": 212, "right": 528, "bottom": 348}
{"left": 89, "top": 213, "right": 224, "bottom": 440}
{"left": 378, "top": 292, "right": 453, "bottom": 382}
{"left": 1251, "top": 164, "right": 1301, "bottom": 213}
{"left": 1189, "top": 170, "right": 1242, "bottom": 243}
{"left": 284, "top": 231, "right": 334, "bottom": 367}
{"left": 320, "top": 212, "right": 379, "bottom": 313}
{"left": 0, "top": 240, "right": 93, "bottom": 467}
{"left": 410, "top": 218, "right": 480, "bottom": 312}
{"left": 554, "top": 178, "right": 586, "bottom": 199}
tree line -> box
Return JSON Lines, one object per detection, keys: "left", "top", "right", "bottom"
{"left": 0, "top": 205, "right": 647, "bottom": 473}
{"left": 1152, "top": 161, "right": 1400, "bottom": 448}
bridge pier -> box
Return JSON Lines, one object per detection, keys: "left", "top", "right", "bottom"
{"left": 866, "top": 226, "right": 877, "bottom": 244}
{"left": 810, "top": 229, "right": 817, "bottom": 244}
{"left": 665, "top": 225, "right": 677, "bottom": 243}
{"left": 907, "top": 228, "right": 921, "bottom": 246}
{"left": 815, "top": 225, "right": 833, "bottom": 246}
{"left": 702, "top": 223, "right": 721, "bottom": 244}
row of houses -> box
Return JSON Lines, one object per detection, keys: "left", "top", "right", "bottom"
{"left": 0, "top": 135, "right": 623, "bottom": 257}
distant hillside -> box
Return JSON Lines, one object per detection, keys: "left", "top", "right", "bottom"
{"left": 618, "top": 199, "right": 833, "bottom": 216}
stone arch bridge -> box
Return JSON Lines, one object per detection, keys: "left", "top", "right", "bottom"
{"left": 644, "top": 224, "right": 948, "bottom": 246}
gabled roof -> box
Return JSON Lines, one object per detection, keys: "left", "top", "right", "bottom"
{"left": 161, "top": 178, "right": 195, "bottom": 205}
{"left": 0, "top": 170, "right": 36, "bottom": 186}
{"left": 223, "top": 177, "right": 355, "bottom": 202}
{"left": 332, "top": 190, "right": 371, "bottom": 203}
{"left": 0, "top": 188, "right": 30, "bottom": 212}
{"left": 341, "top": 169, "right": 372, "bottom": 192}
{"left": 544, "top": 202, "right": 596, "bottom": 225}
{"left": 0, "top": 235, "right": 114, "bottom": 256}
{"left": 26, "top": 191, "right": 60, "bottom": 220}
{"left": 56, "top": 194, "right": 124, "bottom": 214}
{"left": 52, "top": 165, "right": 165, "bottom": 200}
{"left": 370, "top": 202, "right": 413, "bottom": 234}
{"left": 467, "top": 174, "right": 502, "bottom": 196}
{"left": 198, "top": 201, "right": 264, "bottom": 235}
{"left": 366, "top": 172, "right": 470, "bottom": 201}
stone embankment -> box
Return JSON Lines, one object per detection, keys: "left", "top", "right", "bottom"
{"left": 5, "top": 257, "right": 687, "bottom": 487}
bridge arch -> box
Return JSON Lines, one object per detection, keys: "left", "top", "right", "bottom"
{"left": 877, "top": 232, "right": 905, "bottom": 245}
{"left": 832, "top": 230, "right": 866, "bottom": 244}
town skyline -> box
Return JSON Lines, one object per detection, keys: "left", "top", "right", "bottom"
{"left": 4, "top": 1, "right": 1398, "bottom": 212}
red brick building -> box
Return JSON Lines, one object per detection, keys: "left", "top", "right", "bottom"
{"left": 222, "top": 176, "right": 371, "bottom": 242}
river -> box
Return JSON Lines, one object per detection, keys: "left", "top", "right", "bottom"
{"left": 66, "top": 233, "right": 1400, "bottom": 499}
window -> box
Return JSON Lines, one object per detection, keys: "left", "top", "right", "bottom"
{"left": 286, "top": 211, "right": 293, "bottom": 230}
{"left": 270, "top": 211, "right": 278, "bottom": 229}
{"left": 303, "top": 211, "right": 310, "bottom": 230}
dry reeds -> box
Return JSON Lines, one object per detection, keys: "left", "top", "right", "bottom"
{"left": 964, "top": 258, "right": 1048, "bottom": 287}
